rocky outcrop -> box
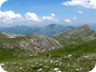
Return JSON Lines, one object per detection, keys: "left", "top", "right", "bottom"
{"left": 19, "top": 35, "right": 62, "bottom": 53}
{"left": 0, "top": 33, "right": 62, "bottom": 53}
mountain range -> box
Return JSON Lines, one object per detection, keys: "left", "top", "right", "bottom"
{"left": 0, "top": 25, "right": 96, "bottom": 72}
{"left": 0, "top": 25, "right": 95, "bottom": 57}
{"left": 0, "top": 24, "right": 75, "bottom": 36}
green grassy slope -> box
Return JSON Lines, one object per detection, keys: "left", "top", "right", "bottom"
{"left": 1, "top": 39, "right": 96, "bottom": 72}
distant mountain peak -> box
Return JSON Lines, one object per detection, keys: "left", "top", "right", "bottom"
{"left": 78, "top": 25, "right": 91, "bottom": 30}
{"left": 73, "top": 25, "right": 93, "bottom": 33}
{"left": 38, "top": 24, "right": 75, "bottom": 36}
{"left": 58, "top": 25, "right": 96, "bottom": 41}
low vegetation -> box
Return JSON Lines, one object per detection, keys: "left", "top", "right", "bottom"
{"left": 0, "top": 25, "right": 96, "bottom": 72}
{"left": 0, "top": 40, "right": 96, "bottom": 72}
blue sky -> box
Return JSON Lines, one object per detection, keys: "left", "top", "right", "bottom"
{"left": 0, "top": 0, "right": 96, "bottom": 27}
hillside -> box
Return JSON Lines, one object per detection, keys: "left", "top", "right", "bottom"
{"left": 58, "top": 25, "right": 95, "bottom": 39}
{"left": 53, "top": 25, "right": 96, "bottom": 45}
{"left": 0, "top": 25, "right": 96, "bottom": 72}
{"left": 0, "top": 33, "right": 62, "bottom": 61}
{"left": 1, "top": 39, "right": 96, "bottom": 72}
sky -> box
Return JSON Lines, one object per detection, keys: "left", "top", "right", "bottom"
{"left": 0, "top": 0, "right": 96, "bottom": 27}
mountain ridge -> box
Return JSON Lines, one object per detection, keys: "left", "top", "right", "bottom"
{"left": 0, "top": 24, "right": 75, "bottom": 36}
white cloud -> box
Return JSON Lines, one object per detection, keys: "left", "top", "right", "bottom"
{"left": 64, "top": 19, "right": 72, "bottom": 24}
{"left": 0, "top": 10, "right": 23, "bottom": 23}
{"left": 63, "top": 0, "right": 96, "bottom": 9}
{"left": 42, "top": 13, "right": 58, "bottom": 22}
{"left": 25, "top": 12, "right": 42, "bottom": 22}
{"left": 25, "top": 13, "right": 58, "bottom": 23}
{"left": 77, "top": 10, "right": 83, "bottom": 14}
{"left": 0, "top": 10, "right": 58, "bottom": 25}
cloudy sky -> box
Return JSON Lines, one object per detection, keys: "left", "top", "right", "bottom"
{"left": 0, "top": 0, "right": 96, "bottom": 27}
